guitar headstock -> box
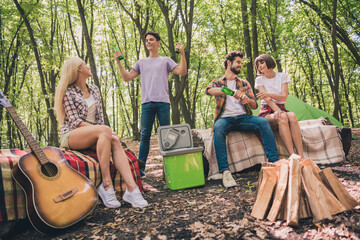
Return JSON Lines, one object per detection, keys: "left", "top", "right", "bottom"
{"left": 0, "top": 91, "right": 11, "bottom": 108}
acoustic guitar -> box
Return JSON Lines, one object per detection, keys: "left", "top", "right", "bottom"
{"left": 0, "top": 92, "right": 98, "bottom": 234}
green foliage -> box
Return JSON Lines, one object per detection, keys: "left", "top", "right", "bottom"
{"left": 245, "top": 181, "right": 254, "bottom": 194}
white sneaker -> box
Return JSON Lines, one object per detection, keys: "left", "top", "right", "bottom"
{"left": 207, "top": 173, "right": 223, "bottom": 181}
{"left": 222, "top": 170, "right": 237, "bottom": 188}
{"left": 97, "top": 183, "right": 121, "bottom": 208}
{"left": 123, "top": 187, "right": 149, "bottom": 208}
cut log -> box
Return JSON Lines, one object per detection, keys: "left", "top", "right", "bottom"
{"left": 301, "top": 163, "right": 346, "bottom": 223}
{"left": 251, "top": 167, "right": 277, "bottom": 219}
{"left": 301, "top": 166, "right": 332, "bottom": 223}
{"left": 320, "top": 167, "right": 359, "bottom": 210}
{"left": 286, "top": 159, "right": 301, "bottom": 226}
{"left": 267, "top": 163, "right": 289, "bottom": 222}
{"left": 301, "top": 158, "right": 321, "bottom": 180}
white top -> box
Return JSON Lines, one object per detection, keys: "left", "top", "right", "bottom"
{"left": 255, "top": 72, "right": 290, "bottom": 105}
{"left": 85, "top": 94, "right": 96, "bottom": 123}
{"left": 221, "top": 80, "right": 246, "bottom": 118}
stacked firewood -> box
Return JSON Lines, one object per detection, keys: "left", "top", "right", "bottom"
{"left": 251, "top": 156, "right": 359, "bottom": 226}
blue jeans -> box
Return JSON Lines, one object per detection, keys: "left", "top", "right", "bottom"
{"left": 138, "top": 102, "right": 170, "bottom": 169}
{"left": 214, "top": 115, "right": 279, "bottom": 173}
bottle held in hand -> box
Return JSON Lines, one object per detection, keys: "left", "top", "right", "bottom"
{"left": 221, "top": 86, "right": 234, "bottom": 96}
{"left": 175, "top": 39, "right": 182, "bottom": 54}
{"left": 221, "top": 86, "right": 252, "bottom": 115}
{"left": 114, "top": 45, "right": 124, "bottom": 60}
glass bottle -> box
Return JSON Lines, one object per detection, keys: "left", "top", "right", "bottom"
{"left": 221, "top": 86, "right": 252, "bottom": 115}
{"left": 221, "top": 86, "right": 234, "bottom": 96}
{"left": 114, "top": 45, "right": 124, "bottom": 60}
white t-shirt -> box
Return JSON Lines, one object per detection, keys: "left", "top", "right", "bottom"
{"left": 255, "top": 72, "right": 290, "bottom": 105}
{"left": 85, "top": 94, "right": 96, "bottom": 123}
{"left": 221, "top": 80, "right": 246, "bottom": 118}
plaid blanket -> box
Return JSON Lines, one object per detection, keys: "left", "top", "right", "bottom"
{"left": 195, "top": 119, "right": 345, "bottom": 179}
{"left": 0, "top": 148, "right": 142, "bottom": 222}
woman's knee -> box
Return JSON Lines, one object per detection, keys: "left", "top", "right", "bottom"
{"left": 277, "top": 113, "right": 289, "bottom": 125}
{"left": 98, "top": 125, "right": 113, "bottom": 139}
{"left": 111, "top": 134, "right": 122, "bottom": 146}
{"left": 286, "top": 112, "right": 298, "bottom": 123}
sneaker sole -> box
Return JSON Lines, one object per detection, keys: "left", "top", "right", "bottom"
{"left": 123, "top": 195, "right": 148, "bottom": 208}
{"left": 223, "top": 181, "right": 237, "bottom": 188}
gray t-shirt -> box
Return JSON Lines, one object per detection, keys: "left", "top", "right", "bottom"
{"left": 132, "top": 56, "right": 178, "bottom": 104}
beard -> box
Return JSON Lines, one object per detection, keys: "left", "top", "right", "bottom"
{"left": 230, "top": 66, "right": 241, "bottom": 75}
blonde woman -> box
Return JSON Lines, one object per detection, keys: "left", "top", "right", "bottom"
{"left": 254, "top": 54, "right": 304, "bottom": 159}
{"left": 54, "top": 56, "right": 148, "bottom": 208}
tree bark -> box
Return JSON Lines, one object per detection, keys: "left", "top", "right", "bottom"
{"left": 76, "top": 0, "right": 110, "bottom": 126}
{"left": 241, "top": 0, "right": 255, "bottom": 88}
{"left": 178, "top": 0, "right": 195, "bottom": 128}
{"left": 251, "top": 0, "right": 259, "bottom": 61}
{"left": 331, "top": 0, "right": 341, "bottom": 121}
{"left": 156, "top": 0, "right": 183, "bottom": 124}
{"left": 13, "top": 0, "right": 59, "bottom": 146}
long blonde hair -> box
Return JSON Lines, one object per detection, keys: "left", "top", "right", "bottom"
{"left": 54, "top": 56, "right": 83, "bottom": 124}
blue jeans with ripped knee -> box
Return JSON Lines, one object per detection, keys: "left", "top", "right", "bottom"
{"left": 214, "top": 114, "right": 278, "bottom": 173}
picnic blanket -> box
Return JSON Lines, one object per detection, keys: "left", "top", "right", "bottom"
{"left": 193, "top": 118, "right": 345, "bottom": 179}
{"left": 0, "top": 148, "right": 142, "bottom": 222}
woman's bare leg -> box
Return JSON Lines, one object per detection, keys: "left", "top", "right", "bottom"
{"left": 110, "top": 134, "right": 138, "bottom": 192}
{"left": 286, "top": 112, "right": 304, "bottom": 157}
{"left": 267, "top": 114, "right": 295, "bottom": 156}
{"left": 68, "top": 125, "right": 113, "bottom": 190}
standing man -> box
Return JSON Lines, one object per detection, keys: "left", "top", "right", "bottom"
{"left": 115, "top": 31, "right": 187, "bottom": 177}
{"left": 205, "top": 51, "right": 278, "bottom": 188}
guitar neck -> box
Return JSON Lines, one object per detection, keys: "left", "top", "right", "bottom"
{"left": 6, "top": 106, "right": 49, "bottom": 165}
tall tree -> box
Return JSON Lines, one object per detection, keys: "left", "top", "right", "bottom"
{"left": 13, "top": 0, "right": 59, "bottom": 146}
{"left": 76, "top": 0, "right": 110, "bottom": 126}
{"left": 241, "top": 0, "right": 255, "bottom": 87}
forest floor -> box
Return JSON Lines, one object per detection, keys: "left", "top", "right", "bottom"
{"left": 2, "top": 129, "right": 360, "bottom": 240}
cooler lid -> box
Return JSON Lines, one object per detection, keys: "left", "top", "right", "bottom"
{"left": 157, "top": 124, "right": 193, "bottom": 151}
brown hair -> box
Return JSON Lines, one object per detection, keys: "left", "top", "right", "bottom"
{"left": 254, "top": 54, "right": 276, "bottom": 74}
{"left": 145, "top": 31, "right": 161, "bottom": 41}
{"left": 223, "top": 51, "right": 244, "bottom": 69}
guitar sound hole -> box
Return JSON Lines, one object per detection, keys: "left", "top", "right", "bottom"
{"left": 41, "top": 162, "right": 58, "bottom": 177}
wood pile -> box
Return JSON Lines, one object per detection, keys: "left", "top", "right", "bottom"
{"left": 251, "top": 156, "right": 359, "bottom": 226}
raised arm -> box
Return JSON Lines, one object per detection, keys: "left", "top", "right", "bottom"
{"left": 171, "top": 42, "right": 187, "bottom": 76}
{"left": 114, "top": 52, "right": 139, "bottom": 82}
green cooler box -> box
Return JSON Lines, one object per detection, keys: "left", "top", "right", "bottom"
{"left": 158, "top": 124, "right": 205, "bottom": 190}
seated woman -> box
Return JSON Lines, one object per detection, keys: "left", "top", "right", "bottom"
{"left": 254, "top": 54, "right": 304, "bottom": 159}
{"left": 54, "top": 56, "right": 148, "bottom": 208}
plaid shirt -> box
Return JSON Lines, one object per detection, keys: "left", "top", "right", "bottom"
{"left": 60, "top": 84, "right": 104, "bottom": 134}
{"left": 205, "top": 76, "right": 257, "bottom": 130}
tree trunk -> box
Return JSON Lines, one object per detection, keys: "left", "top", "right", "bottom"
{"left": 251, "top": 0, "right": 259, "bottom": 61}
{"left": 76, "top": 0, "right": 110, "bottom": 126}
{"left": 241, "top": 0, "right": 255, "bottom": 88}
{"left": 331, "top": 0, "right": 341, "bottom": 121}
{"left": 178, "top": 0, "right": 195, "bottom": 128}
{"left": 13, "top": 0, "right": 59, "bottom": 146}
